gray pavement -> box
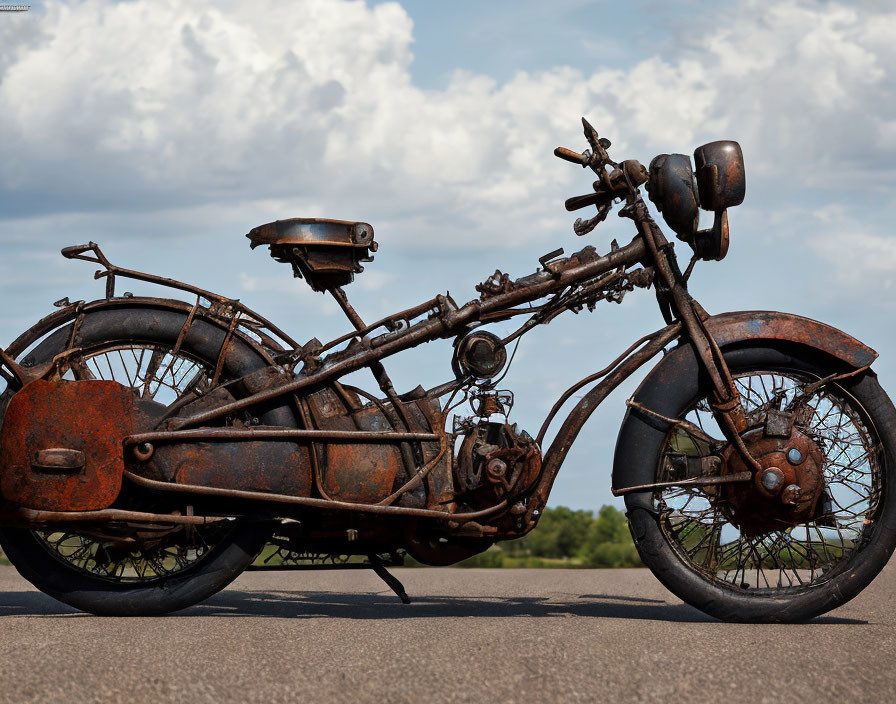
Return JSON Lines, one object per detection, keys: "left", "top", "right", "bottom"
{"left": 0, "top": 562, "right": 894, "bottom": 703}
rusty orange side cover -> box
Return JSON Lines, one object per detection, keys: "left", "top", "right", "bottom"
{"left": 0, "top": 380, "right": 133, "bottom": 511}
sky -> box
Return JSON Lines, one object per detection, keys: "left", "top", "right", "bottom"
{"left": 1, "top": 0, "right": 895, "bottom": 511}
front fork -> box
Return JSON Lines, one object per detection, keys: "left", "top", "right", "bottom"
{"left": 630, "top": 199, "right": 761, "bottom": 474}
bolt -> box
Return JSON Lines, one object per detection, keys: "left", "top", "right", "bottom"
{"left": 760, "top": 468, "right": 783, "bottom": 492}
{"left": 486, "top": 458, "right": 507, "bottom": 478}
{"left": 346, "top": 528, "right": 358, "bottom": 541}
{"left": 782, "top": 484, "right": 802, "bottom": 505}
{"left": 787, "top": 447, "right": 803, "bottom": 465}
{"left": 133, "top": 442, "right": 154, "bottom": 461}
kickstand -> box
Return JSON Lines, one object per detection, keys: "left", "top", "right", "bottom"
{"left": 369, "top": 556, "right": 411, "bottom": 604}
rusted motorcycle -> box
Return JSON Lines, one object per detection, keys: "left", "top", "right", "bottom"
{"left": 1, "top": 119, "right": 894, "bottom": 621}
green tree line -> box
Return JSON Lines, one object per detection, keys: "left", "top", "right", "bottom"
{"left": 431, "top": 505, "right": 643, "bottom": 568}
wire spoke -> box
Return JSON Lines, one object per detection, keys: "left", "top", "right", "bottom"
{"left": 656, "top": 368, "right": 882, "bottom": 595}
{"left": 36, "top": 341, "right": 238, "bottom": 584}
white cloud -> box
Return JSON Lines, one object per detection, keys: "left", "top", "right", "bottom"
{"left": 2, "top": 0, "right": 894, "bottom": 246}
{"left": 809, "top": 205, "right": 896, "bottom": 295}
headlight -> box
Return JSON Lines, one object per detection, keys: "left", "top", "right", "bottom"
{"left": 646, "top": 153, "right": 700, "bottom": 241}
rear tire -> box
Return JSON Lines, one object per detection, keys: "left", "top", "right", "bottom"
{"left": 0, "top": 523, "right": 268, "bottom": 616}
{"left": 0, "top": 304, "right": 287, "bottom": 615}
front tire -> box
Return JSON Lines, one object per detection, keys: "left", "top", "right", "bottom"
{"left": 617, "top": 343, "right": 896, "bottom": 622}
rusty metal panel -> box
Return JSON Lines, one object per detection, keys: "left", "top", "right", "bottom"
{"left": 151, "top": 440, "right": 313, "bottom": 496}
{"left": 307, "top": 388, "right": 402, "bottom": 504}
{"left": 323, "top": 443, "right": 401, "bottom": 504}
{"left": 704, "top": 311, "right": 877, "bottom": 368}
{"left": 0, "top": 380, "right": 133, "bottom": 511}
{"left": 405, "top": 398, "right": 454, "bottom": 507}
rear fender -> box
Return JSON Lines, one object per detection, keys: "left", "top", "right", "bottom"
{"left": 0, "top": 297, "right": 296, "bottom": 431}
{"left": 3, "top": 296, "right": 285, "bottom": 364}
{"left": 612, "top": 310, "right": 877, "bottom": 511}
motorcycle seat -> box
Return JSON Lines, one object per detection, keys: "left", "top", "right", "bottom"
{"left": 246, "top": 218, "right": 377, "bottom": 292}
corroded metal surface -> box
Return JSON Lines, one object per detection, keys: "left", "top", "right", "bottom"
{"left": 704, "top": 310, "right": 877, "bottom": 368}
{"left": 148, "top": 440, "right": 314, "bottom": 497}
{"left": 0, "top": 380, "right": 133, "bottom": 511}
{"left": 721, "top": 426, "right": 825, "bottom": 536}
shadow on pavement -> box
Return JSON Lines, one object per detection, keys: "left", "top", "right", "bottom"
{"left": 182, "top": 589, "right": 866, "bottom": 624}
{"left": 0, "top": 589, "right": 869, "bottom": 624}
{"left": 0, "top": 591, "right": 81, "bottom": 617}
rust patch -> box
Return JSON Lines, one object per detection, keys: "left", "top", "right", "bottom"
{"left": 721, "top": 426, "right": 825, "bottom": 536}
{"left": 705, "top": 311, "right": 877, "bottom": 368}
{"left": 323, "top": 444, "right": 401, "bottom": 504}
{"left": 160, "top": 441, "right": 313, "bottom": 496}
{"left": 0, "top": 380, "right": 133, "bottom": 511}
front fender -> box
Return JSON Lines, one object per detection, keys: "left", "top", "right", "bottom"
{"left": 702, "top": 310, "right": 876, "bottom": 368}
{"left": 612, "top": 310, "right": 876, "bottom": 511}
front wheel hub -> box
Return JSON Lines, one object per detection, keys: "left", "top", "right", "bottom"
{"left": 720, "top": 427, "right": 825, "bottom": 536}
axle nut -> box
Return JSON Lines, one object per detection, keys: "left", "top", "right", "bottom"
{"left": 786, "top": 447, "right": 804, "bottom": 465}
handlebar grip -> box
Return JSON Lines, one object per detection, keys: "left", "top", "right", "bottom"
{"left": 61, "top": 243, "right": 94, "bottom": 259}
{"left": 565, "top": 192, "right": 613, "bottom": 212}
{"left": 554, "top": 147, "right": 587, "bottom": 165}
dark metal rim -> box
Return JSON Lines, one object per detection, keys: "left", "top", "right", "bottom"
{"left": 32, "top": 521, "right": 238, "bottom": 585}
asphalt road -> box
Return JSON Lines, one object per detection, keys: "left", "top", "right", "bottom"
{"left": 0, "top": 562, "right": 894, "bottom": 704}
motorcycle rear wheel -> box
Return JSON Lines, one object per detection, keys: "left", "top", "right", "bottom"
{"left": 0, "top": 305, "right": 282, "bottom": 615}
{"left": 623, "top": 344, "right": 896, "bottom": 622}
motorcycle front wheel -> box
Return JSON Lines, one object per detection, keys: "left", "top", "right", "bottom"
{"left": 0, "top": 305, "right": 282, "bottom": 615}
{"left": 622, "top": 343, "right": 896, "bottom": 622}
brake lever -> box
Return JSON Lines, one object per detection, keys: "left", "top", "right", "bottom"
{"left": 573, "top": 205, "right": 612, "bottom": 236}
{"left": 582, "top": 117, "right": 612, "bottom": 164}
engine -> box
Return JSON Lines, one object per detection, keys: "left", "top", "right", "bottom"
{"left": 453, "top": 391, "right": 542, "bottom": 510}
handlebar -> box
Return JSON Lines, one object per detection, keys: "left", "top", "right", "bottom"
{"left": 553, "top": 147, "right": 589, "bottom": 166}
{"left": 555, "top": 119, "right": 650, "bottom": 221}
